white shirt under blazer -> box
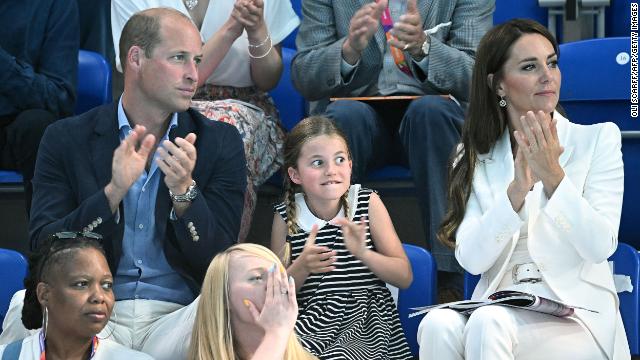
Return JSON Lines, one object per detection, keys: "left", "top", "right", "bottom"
{"left": 455, "top": 112, "right": 630, "bottom": 359}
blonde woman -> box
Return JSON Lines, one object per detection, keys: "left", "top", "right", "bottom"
{"left": 189, "top": 243, "right": 317, "bottom": 360}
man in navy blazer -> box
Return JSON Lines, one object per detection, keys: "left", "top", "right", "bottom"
{"left": 0, "top": 8, "right": 246, "bottom": 359}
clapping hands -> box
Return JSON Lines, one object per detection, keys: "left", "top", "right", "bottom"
{"left": 227, "top": 0, "right": 266, "bottom": 40}
{"left": 509, "top": 111, "right": 565, "bottom": 207}
{"left": 332, "top": 217, "right": 368, "bottom": 259}
{"left": 296, "top": 225, "right": 337, "bottom": 274}
{"left": 343, "top": 0, "right": 387, "bottom": 64}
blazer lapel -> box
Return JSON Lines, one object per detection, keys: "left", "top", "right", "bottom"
{"left": 90, "top": 105, "right": 120, "bottom": 189}
{"left": 475, "top": 129, "right": 513, "bottom": 212}
{"left": 554, "top": 112, "right": 574, "bottom": 168}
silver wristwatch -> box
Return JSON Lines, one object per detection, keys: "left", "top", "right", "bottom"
{"left": 169, "top": 180, "right": 198, "bottom": 202}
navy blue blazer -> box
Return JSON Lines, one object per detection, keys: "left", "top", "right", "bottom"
{"left": 29, "top": 104, "right": 247, "bottom": 294}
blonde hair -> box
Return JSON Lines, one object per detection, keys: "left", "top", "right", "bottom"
{"left": 283, "top": 116, "right": 351, "bottom": 236}
{"left": 188, "top": 243, "right": 317, "bottom": 360}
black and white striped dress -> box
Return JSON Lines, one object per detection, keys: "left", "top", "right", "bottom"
{"left": 274, "top": 185, "right": 412, "bottom": 360}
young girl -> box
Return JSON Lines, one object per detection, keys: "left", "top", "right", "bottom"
{"left": 270, "top": 116, "right": 414, "bottom": 359}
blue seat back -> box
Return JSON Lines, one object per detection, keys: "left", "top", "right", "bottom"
{"left": 0, "top": 171, "right": 22, "bottom": 184}
{"left": 397, "top": 244, "right": 437, "bottom": 356}
{"left": 0, "top": 248, "right": 28, "bottom": 332}
{"left": 269, "top": 47, "right": 306, "bottom": 131}
{"left": 609, "top": 243, "right": 640, "bottom": 355}
{"left": 281, "top": 0, "right": 302, "bottom": 49}
{"left": 558, "top": 37, "right": 640, "bottom": 248}
{"left": 74, "top": 49, "right": 112, "bottom": 115}
{"left": 493, "top": 0, "right": 548, "bottom": 25}
{"left": 463, "top": 271, "right": 480, "bottom": 300}
{"left": 559, "top": 37, "right": 631, "bottom": 128}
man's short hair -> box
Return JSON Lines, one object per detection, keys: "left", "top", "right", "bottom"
{"left": 118, "top": 8, "right": 192, "bottom": 73}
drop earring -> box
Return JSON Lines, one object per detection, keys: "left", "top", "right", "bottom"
{"left": 499, "top": 95, "right": 507, "bottom": 108}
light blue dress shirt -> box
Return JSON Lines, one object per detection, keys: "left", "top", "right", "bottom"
{"left": 113, "top": 97, "right": 194, "bottom": 305}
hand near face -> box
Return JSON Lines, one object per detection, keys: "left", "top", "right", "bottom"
{"left": 388, "top": 0, "right": 426, "bottom": 58}
{"left": 244, "top": 264, "right": 297, "bottom": 336}
{"left": 156, "top": 133, "right": 197, "bottom": 196}
{"left": 332, "top": 217, "right": 368, "bottom": 259}
{"left": 514, "top": 111, "right": 565, "bottom": 197}
{"left": 297, "top": 224, "right": 337, "bottom": 274}
{"left": 106, "top": 125, "right": 155, "bottom": 206}
{"left": 343, "top": 0, "right": 387, "bottom": 63}
{"left": 232, "top": 0, "right": 265, "bottom": 34}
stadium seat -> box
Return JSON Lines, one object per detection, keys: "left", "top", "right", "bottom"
{"left": 558, "top": 37, "right": 640, "bottom": 249}
{"left": 75, "top": 49, "right": 112, "bottom": 115}
{"left": 463, "top": 271, "right": 480, "bottom": 300}
{"left": 0, "top": 50, "right": 113, "bottom": 185}
{"left": 494, "top": 0, "right": 548, "bottom": 25}
{"left": 268, "top": 47, "right": 306, "bottom": 132}
{"left": 609, "top": 243, "right": 640, "bottom": 355}
{"left": 0, "top": 248, "right": 28, "bottom": 332}
{"left": 396, "top": 244, "right": 437, "bottom": 357}
{"left": 281, "top": 0, "right": 301, "bottom": 49}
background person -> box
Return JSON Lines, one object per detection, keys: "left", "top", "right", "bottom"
{"left": 0, "top": 0, "right": 79, "bottom": 214}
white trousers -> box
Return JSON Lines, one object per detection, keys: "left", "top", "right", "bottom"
{"left": 417, "top": 305, "right": 606, "bottom": 360}
{"left": 0, "top": 290, "right": 199, "bottom": 360}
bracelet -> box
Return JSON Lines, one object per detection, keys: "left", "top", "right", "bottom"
{"left": 248, "top": 33, "right": 270, "bottom": 48}
{"left": 248, "top": 36, "right": 273, "bottom": 59}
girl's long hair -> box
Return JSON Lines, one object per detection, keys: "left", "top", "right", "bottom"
{"left": 188, "top": 243, "right": 317, "bottom": 360}
{"left": 438, "top": 19, "right": 559, "bottom": 248}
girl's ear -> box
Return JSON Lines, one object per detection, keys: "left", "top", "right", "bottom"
{"left": 287, "top": 166, "right": 302, "bottom": 185}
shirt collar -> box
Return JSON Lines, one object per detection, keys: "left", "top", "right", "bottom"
{"left": 116, "top": 95, "right": 178, "bottom": 139}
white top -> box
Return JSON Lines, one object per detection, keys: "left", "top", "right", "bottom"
{"left": 111, "top": 0, "right": 299, "bottom": 86}
{"left": 0, "top": 331, "right": 154, "bottom": 360}
{"left": 496, "top": 204, "right": 559, "bottom": 300}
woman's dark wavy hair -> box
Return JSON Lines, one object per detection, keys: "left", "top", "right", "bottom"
{"left": 21, "top": 235, "right": 106, "bottom": 329}
{"left": 438, "top": 19, "right": 559, "bottom": 248}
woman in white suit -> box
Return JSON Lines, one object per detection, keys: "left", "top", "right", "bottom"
{"left": 417, "top": 19, "right": 629, "bottom": 360}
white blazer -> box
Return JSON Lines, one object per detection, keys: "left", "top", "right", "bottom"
{"left": 455, "top": 112, "right": 630, "bottom": 360}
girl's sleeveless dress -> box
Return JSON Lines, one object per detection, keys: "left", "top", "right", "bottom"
{"left": 274, "top": 185, "right": 412, "bottom": 359}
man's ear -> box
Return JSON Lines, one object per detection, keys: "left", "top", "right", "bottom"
{"left": 287, "top": 167, "right": 302, "bottom": 185}
{"left": 127, "top": 46, "right": 144, "bottom": 71}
